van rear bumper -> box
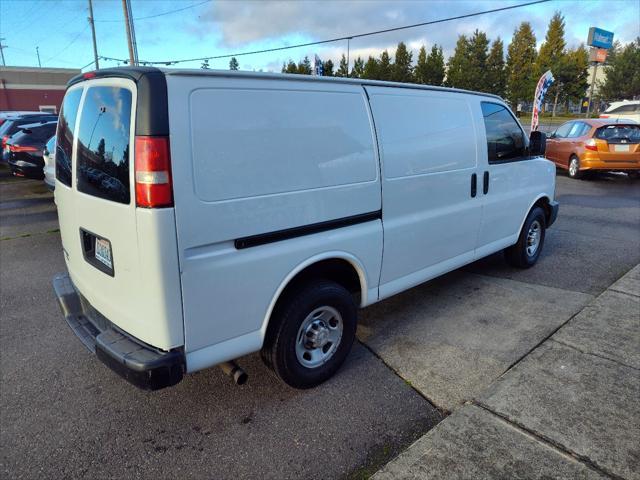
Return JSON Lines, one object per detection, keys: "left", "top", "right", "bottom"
{"left": 52, "top": 273, "right": 185, "bottom": 390}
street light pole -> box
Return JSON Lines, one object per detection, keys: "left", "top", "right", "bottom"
{"left": 585, "top": 61, "right": 598, "bottom": 118}
{"left": 88, "top": 0, "right": 100, "bottom": 70}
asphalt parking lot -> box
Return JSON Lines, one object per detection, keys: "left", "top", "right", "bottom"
{"left": 1, "top": 165, "right": 639, "bottom": 479}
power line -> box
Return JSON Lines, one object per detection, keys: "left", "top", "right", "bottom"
{"left": 42, "top": 23, "right": 90, "bottom": 65}
{"left": 95, "top": 0, "right": 211, "bottom": 22}
{"left": 99, "top": 0, "right": 551, "bottom": 66}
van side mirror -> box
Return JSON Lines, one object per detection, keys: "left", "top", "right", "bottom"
{"left": 529, "top": 131, "right": 546, "bottom": 156}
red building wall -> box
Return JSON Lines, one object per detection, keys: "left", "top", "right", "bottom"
{"left": 0, "top": 88, "right": 66, "bottom": 112}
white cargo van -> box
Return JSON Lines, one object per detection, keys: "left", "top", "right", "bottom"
{"left": 53, "top": 67, "right": 558, "bottom": 390}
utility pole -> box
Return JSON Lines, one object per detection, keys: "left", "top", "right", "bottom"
{"left": 121, "top": 0, "right": 136, "bottom": 66}
{"left": 0, "top": 38, "right": 6, "bottom": 66}
{"left": 88, "top": 0, "right": 99, "bottom": 69}
{"left": 36, "top": 46, "right": 41, "bottom": 67}
{"left": 126, "top": 0, "right": 138, "bottom": 65}
{"left": 585, "top": 62, "right": 598, "bottom": 118}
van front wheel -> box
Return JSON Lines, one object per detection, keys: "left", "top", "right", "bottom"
{"left": 504, "top": 206, "right": 547, "bottom": 268}
{"left": 261, "top": 281, "right": 357, "bottom": 389}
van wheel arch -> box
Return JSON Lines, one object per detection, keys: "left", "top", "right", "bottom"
{"left": 531, "top": 197, "right": 553, "bottom": 226}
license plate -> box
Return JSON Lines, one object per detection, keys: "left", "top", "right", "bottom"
{"left": 95, "top": 238, "right": 113, "bottom": 269}
{"left": 614, "top": 145, "right": 630, "bottom": 152}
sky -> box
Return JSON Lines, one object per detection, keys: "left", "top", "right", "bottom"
{"left": 1, "top": 0, "right": 638, "bottom": 72}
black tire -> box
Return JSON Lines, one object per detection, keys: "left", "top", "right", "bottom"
{"left": 261, "top": 280, "right": 357, "bottom": 389}
{"left": 504, "top": 206, "right": 547, "bottom": 268}
{"left": 568, "top": 155, "right": 583, "bottom": 179}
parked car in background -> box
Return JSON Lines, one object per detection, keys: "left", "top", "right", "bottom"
{"left": 545, "top": 119, "right": 640, "bottom": 179}
{"left": 600, "top": 100, "right": 640, "bottom": 124}
{"left": 1, "top": 113, "right": 58, "bottom": 161}
{"left": 6, "top": 121, "right": 58, "bottom": 179}
{"left": 43, "top": 135, "right": 56, "bottom": 190}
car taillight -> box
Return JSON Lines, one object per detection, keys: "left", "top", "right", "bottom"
{"left": 9, "top": 144, "right": 38, "bottom": 152}
{"left": 134, "top": 136, "right": 173, "bottom": 208}
{"left": 1, "top": 135, "right": 7, "bottom": 149}
{"left": 585, "top": 139, "right": 598, "bottom": 151}
{"left": 599, "top": 114, "right": 609, "bottom": 118}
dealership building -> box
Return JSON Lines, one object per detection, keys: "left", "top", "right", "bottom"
{"left": 0, "top": 66, "right": 80, "bottom": 113}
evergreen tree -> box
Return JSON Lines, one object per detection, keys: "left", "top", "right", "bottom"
{"left": 536, "top": 12, "right": 567, "bottom": 115}
{"left": 556, "top": 45, "right": 589, "bottom": 107}
{"left": 96, "top": 138, "right": 106, "bottom": 160}
{"left": 335, "top": 54, "right": 349, "bottom": 77}
{"left": 297, "top": 56, "right": 312, "bottom": 75}
{"left": 283, "top": 59, "right": 298, "bottom": 74}
{"left": 506, "top": 22, "right": 538, "bottom": 107}
{"left": 322, "top": 59, "right": 334, "bottom": 76}
{"left": 424, "top": 44, "right": 445, "bottom": 86}
{"left": 363, "top": 56, "right": 379, "bottom": 79}
{"left": 600, "top": 38, "right": 640, "bottom": 100}
{"left": 378, "top": 50, "right": 392, "bottom": 81}
{"left": 392, "top": 42, "right": 413, "bottom": 83}
{"left": 229, "top": 57, "right": 239, "bottom": 70}
{"left": 414, "top": 46, "right": 428, "bottom": 84}
{"left": 351, "top": 56, "right": 365, "bottom": 78}
{"left": 445, "top": 35, "right": 471, "bottom": 88}
{"left": 486, "top": 38, "right": 506, "bottom": 96}
{"left": 467, "top": 29, "right": 490, "bottom": 91}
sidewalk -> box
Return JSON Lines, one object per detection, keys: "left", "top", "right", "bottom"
{"left": 373, "top": 265, "right": 640, "bottom": 480}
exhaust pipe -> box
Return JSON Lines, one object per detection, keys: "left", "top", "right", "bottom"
{"left": 219, "top": 361, "right": 248, "bottom": 385}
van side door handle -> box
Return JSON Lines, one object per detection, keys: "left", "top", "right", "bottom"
{"left": 483, "top": 171, "right": 489, "bottom": 195}
{"left": 471, "top": 173, "right": 477, "bottom": 198}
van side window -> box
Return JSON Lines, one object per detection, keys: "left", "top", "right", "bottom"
{"left": 76, "top": 86, "right": 132, "bottom": 204}
{"left": 481, "top": 102, "right": 526, "bottom": 164}
{"left": 56, "top": 89, "right": 83, "bottom": 187}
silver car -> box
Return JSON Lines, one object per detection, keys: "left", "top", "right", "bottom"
{"left": 43, "top": 135, "right": 56, "bottom": 190}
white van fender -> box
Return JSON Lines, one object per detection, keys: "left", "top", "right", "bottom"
{"left": 516, "top": 192, "right": 554, "bottom": 234}
{"left": 259, "top": 251, "right": 371, "bottom": 339}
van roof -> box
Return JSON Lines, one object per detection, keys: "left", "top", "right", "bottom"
{"left": 69, "top": 66, "right": 504, "bottom": 101}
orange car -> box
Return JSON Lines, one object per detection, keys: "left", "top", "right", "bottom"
{"left": 545, "top": 119, "right": 640, "bottom": 179}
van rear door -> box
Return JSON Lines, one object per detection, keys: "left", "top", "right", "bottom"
{"left": 55, "top": 73, "right": 183, "bottom": 351}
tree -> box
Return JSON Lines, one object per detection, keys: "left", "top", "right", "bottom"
{"left": 297, "top": 56, "right": 312, "bottom": 75}
{"left": 392, "top": 42, "right": 413, "bottom": 82}
{"left": 424, "top": 44, "right": 445, "bottom": 86}
{"left": 506, "top": 22, "right": 538, "bottom": 107}
{"left": 322, "top": 59, "right": 334, "bottom": 76}
{"left": 486, "top": 38, "right": 506, "bottom": 96}
{"left": 335, "top": 54, "right": 349, "bottom": 77}
{"left": 536, "top": 12, "right": 567, "bottom": 115}
{"left": 229, "top": 57, "right": 239, "bottom": 70}
{"left": 378, "top": 50, "right": 392, "bottom": 81}
{"left": 600, "top": 38, "right": 640, "bottom": 100}
{"left": 556, "top": 45, "right": 589, "bottom": 106}
{"left": 351, "top": 56, "right": 365, "bottom": 78}
{"left": 363, "top": 56, "right": 379, "bottom": 79}
{"left": 414, "top": 46, "right": 428, "bottom": 84}
{"left": 201, "top": 59, "right": 210, "bottom": 69}
{"left": 96, "top": 138, "right": 105, "bottom": 160}
{"left": 467, "top": 29, "right": 490, "bottom": 91}
{"left": 446, "top": 35, "right": 471, "bottom": 89}
{"left": 282, "top": 59, "right": 298, "bottom": 74}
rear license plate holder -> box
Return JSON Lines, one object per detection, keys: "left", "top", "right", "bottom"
{"left": 80, "top": 229, "right": 115, "bottom": 276}
{"left": 613, "top": 144, "right": 630, "bottom": 152}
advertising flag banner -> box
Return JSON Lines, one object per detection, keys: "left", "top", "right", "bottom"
{"left": 531, "top": 70, "right": 555, "bottom": 132}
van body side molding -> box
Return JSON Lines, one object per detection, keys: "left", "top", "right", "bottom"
{"left": 234, "top": 210, "right": 382, "bottom": 249}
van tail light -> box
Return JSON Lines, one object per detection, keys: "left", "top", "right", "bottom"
{"left": 585, "top": 139, "right": 598, "bottom": 151}
{"left": 9, "top": 144, "right": 38, "bottom": 152}
{"left": 135, "top": 136, "right": 173, "bottom": 208}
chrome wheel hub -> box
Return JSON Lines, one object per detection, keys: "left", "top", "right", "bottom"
{"left": 296, "top": 306, "right": 343, "bottom": 368}
{"left": 526, "top": 220, "right": 542, "bottom": 257}
{"left": 569, "top": 159, "right": 578, "bottom": 177}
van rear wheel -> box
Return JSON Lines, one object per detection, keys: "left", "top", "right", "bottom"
{"left": 261, "top": 280, "right": 357, "bottom": 389}
{"left": 504, "top": 206, "right": 546, "bottom": 269}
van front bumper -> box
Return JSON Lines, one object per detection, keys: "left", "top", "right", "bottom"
{"left": 52, "top": 273, "right": 185, "bottom": 390}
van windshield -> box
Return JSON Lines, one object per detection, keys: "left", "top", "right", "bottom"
{"left": 76, "top": 86, "right": 132, "bottom": 204}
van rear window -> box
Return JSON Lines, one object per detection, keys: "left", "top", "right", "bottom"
{"left": 56, "top": 89, "right": 82, "bottom": 187}
{"left": 77, "top": 86, "right": 132, "bottom": 204}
